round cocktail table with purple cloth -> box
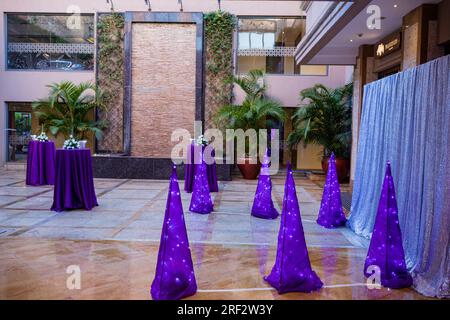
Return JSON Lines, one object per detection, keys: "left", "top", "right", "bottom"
{"left": 184, "top": 144, "right": 219, "bottom": 193}
{"left": 26, "top": 140, "right": 56, "bottom": 186}
{"left": 51, "top": 149, "right": 98, "bottom": 212}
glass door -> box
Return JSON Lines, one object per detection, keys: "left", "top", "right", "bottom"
{"left": 7, "top": 103, "right": 33, "bottom": 162}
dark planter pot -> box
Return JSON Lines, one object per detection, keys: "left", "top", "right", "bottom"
{"left": 322, "top": 157, "right": 350, "bottom": 183}
{"left": 237, "top": 157, "right": 261, "bottom": 180}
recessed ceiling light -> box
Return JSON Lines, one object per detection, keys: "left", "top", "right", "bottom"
{"left": 350, "top": 39, "right": 353, "bottom": 42}
{"left": 394, "top": 4, "right": 398, "bottom": 8}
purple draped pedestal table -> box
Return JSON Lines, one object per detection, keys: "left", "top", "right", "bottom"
{"left": 265, "top": 162, "right": 323, "bottom": 294}
{"left": 26, "top": 140, "right": 56, "bottom": 186}
{"left": 51, "top": 148, "right": 98, "bottom": 212}
{"left": 364, "top": 161, "right": 412, "bottom": 289}
{"left": 251, "top": 149, "right": 279, "bottom": 219}
{"left": 316, "top": 152, "right": 347, "bottom": 228}
{"left": 151, "top": 165, "right": 197, "bottom": 300}
{"left": 184, "top": 143, "right": 218, "bottom": 193}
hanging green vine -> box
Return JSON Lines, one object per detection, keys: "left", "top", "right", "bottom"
{"left": 96, "top": 12, "right": 124, "bottom": 153}
{"left": 204, "top": 11, "right": 236, "bottom": 128}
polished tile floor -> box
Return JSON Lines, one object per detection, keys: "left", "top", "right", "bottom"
{"left": 0, "top": 169, "right": 429, "bottom": 299}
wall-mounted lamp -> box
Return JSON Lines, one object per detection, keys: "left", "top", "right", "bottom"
{"left": 106, "top": 0, "right": 114, "bottom": 11}
{"left": 144, "top": 0, "right": 152, "bottom": 12}
{"left": 178, "top": 0, "right": 184, "bottom": 12}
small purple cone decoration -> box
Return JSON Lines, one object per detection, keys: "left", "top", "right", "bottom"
{"left": 251, "top": 149, "right": 279, "bottom": 219}
{"left": 364, "top": 161, "right": 413, "bottom": 289}
{"left": 265, "top": 162, "right": 323, "bottom": 293}
{"left": 189, "top": 146, "right": 213, "bottom": 214}
{"left": 151, "top": 165, "right": 197, "bottom": 300}
{"left": 317, "top": 152, "right": 347, "bottom": 228}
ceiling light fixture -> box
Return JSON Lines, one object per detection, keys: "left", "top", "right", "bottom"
{"left": 394, "top": 4, "right": 398, "bottom": 8}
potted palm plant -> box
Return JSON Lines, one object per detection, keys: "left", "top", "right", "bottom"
{"left": 287, "top": 83, "right": 353, "bottom": 182}
{"left": 215, "top": 70, "right": 285, "bottom": 179}
{"left": 32, "top": 81, "right": 107, "bottom": 147}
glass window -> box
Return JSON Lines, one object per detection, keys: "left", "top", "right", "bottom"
{"left": 6, "top": 14, "right": 95, "bottom": 71}
{"left": 263, "top": 33, "right": 275, "bottom": 49}
{"left": 238, "top": 32, "right": 250, "bottom": 49}
{"left": 237, "top": 17, "right": 328, "bottom": 76}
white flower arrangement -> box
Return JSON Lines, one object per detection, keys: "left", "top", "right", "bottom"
{"left": 196, "top": 134, "right": 208, "bottom": 146}
{"left": 63, "top": 135, "right": 80, "bottom": 150}
{"left": 36, "top": 131, "right": 49, "bottom": 142}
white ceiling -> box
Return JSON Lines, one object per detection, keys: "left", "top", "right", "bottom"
{"left": 308, "top": 0, "right": 441, "bottom": 64}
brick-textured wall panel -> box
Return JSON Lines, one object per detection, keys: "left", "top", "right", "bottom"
{"left": 131, "top": 23, "right": 196, "bottom": 158}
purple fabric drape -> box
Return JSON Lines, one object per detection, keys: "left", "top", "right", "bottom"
{"left": 251, "top": 149, "right": 279, "bottom": 219}
{"left": 51, "top": 149, "right": 98, "bottom": 212}
{"left": 189, "top": 146, "right": 214, "bottom": 214}
{"left": 184, "top": 143, "right": 218, "bottom": 193}
{"left": 317, "top": 152, "right": 347, "bottom": 228}
{"left": 151, "top": 165, "right": 197, "bottom": 300}
{"left": 364, "top": 162, "right": 412, "bottom": 289}
{"left": 26, "top": 140, "right": 56, "bottom": 186}
{"left": 265, "top": 162, "right": 323, "bottom": 294}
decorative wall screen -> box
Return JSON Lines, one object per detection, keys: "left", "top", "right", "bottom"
{"left": 237, "top": 47, "right": 296, "bottom": 57}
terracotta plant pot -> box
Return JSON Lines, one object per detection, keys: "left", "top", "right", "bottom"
{"left": 237, "top": 157, "right": 261, "bottom": 180}
{"left": 322, "top": 157, "right": 350, "bottom": 183}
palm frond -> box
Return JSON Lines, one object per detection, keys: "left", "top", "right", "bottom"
{"left": 32, "top": 81, "right": 107, "bottom": 140}
{"left": 288, "top": 83, "right": 353, "bottom": 157}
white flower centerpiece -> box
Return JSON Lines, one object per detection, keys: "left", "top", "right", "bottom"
{"left": 36, "top": 131, "right": 49, "bottom": 142}
{"left": 63, "top": 135, "right": 80, "bottom": 150}
{"left": 35, "top": 125, "right": 48, "bottom": 142}
{"left": 196, "top": 134, "right": 209, "bottom": 146}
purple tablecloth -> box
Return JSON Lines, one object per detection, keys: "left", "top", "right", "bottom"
{"left": 26, "top": 140, "right": 56, "bottom": 186}
{"left": 51, "top": 149, "right": 98, "bottom": 212}
{"left": 184, "top": 144, "right": 218, "bottom": 193}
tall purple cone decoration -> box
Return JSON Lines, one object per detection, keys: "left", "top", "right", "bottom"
{"left": 189, "top": 146, "right": 213, "bottom": 214}
{"left": 251, "top": 149, "right": 279, "bottom": 219}
{"left": 364, "top": 161, "right": 412, "bottom": 289}
{"left": 317, "top": 152, "right": 347, "bottom": 228}
{"left": 265, "top": 162, "right": 323, "bottom": 293}
{"left": 151, "top": 165, "right": 197, "bottom": 300}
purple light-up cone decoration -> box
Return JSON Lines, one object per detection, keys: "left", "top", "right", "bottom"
{"left": 265, "top": 162, "right": 323, "bottom": 294}
{"left": 317, "top": 152, "right": 347, "bottom": 228}
{"left": 189, "top": 146, "right": 213, "bottom": 214}
{"left": 151, "top": 165, "right": 197, "bottom": 300}
{"left": 251, "top": 149, "right": 279, "bottom": 219}
{"left": 364, "top": 161, "right": 412, "bottom": 289}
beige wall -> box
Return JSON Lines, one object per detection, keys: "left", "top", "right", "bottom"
{"left": 237, "top": 56, "right": 267, "bottom": 73}
{"left": 234, "top": 66, "right": 353, "bottom": 107}
{"left": 297, "top": 144, "right": 323, "bottom": 170}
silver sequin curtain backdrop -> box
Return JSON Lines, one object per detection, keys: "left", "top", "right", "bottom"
{"left": 348, "top": 55, "right": 450, "bottom": 298}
